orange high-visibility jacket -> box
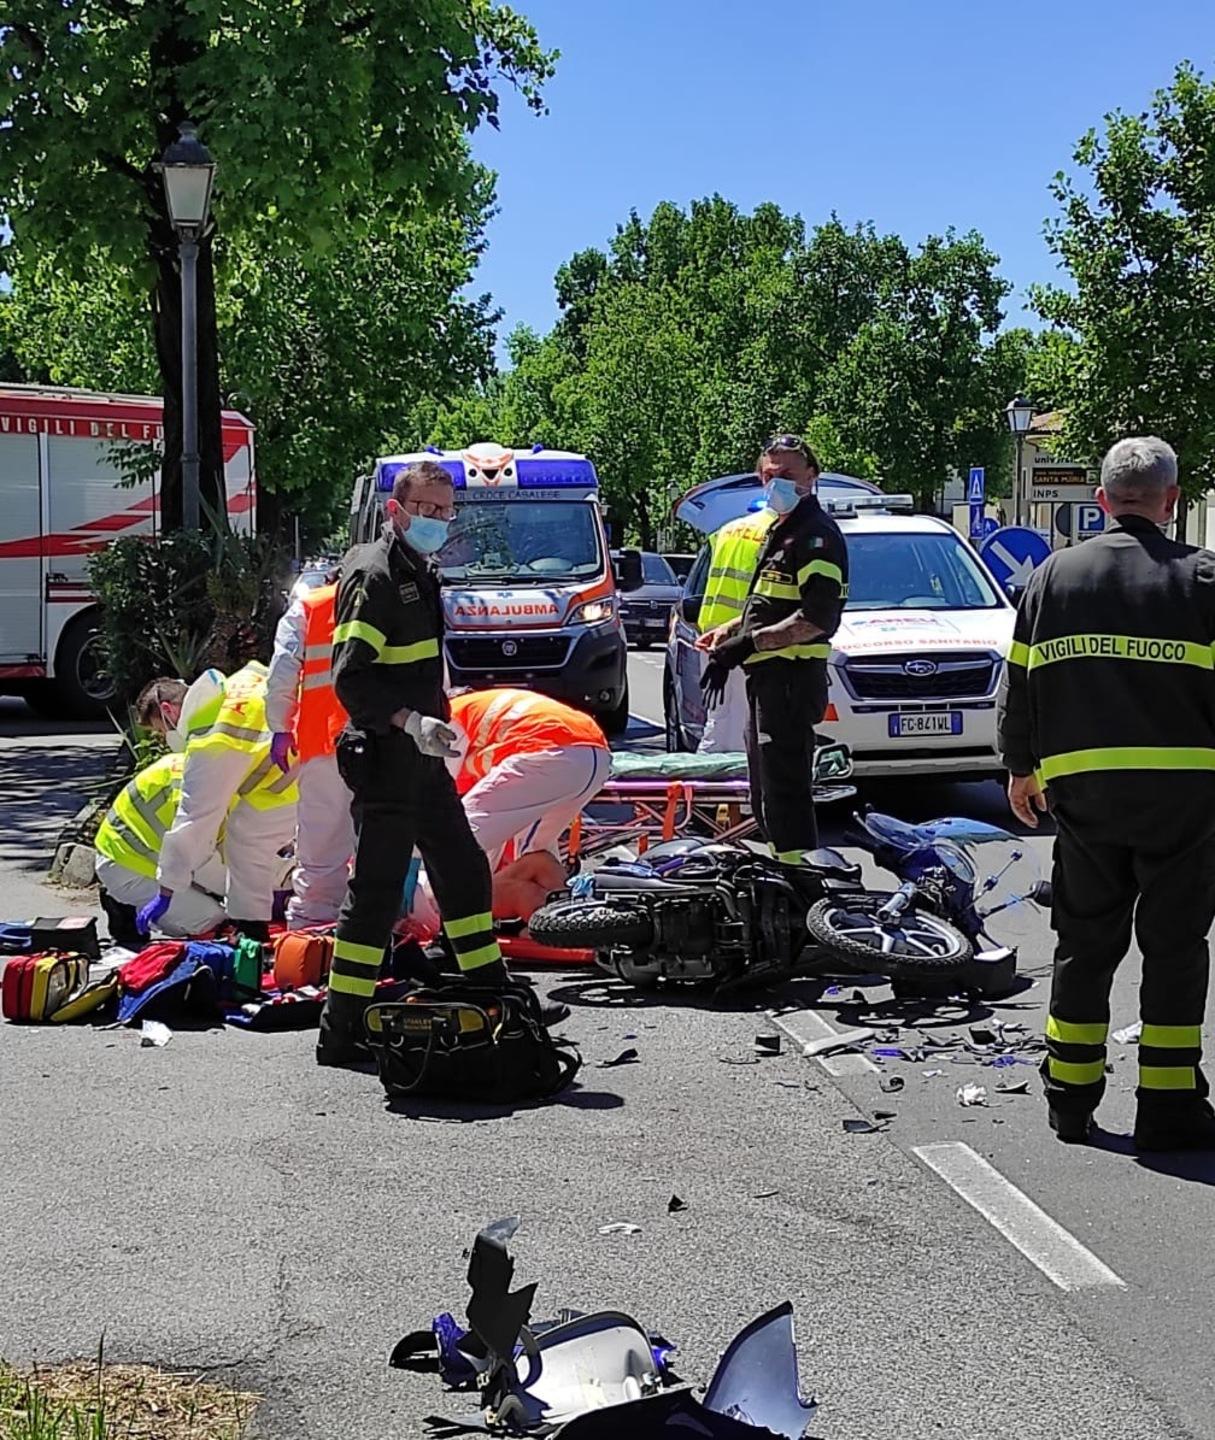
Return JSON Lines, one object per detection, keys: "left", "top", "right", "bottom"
{"left": 297, "top": 585, "right": 348, "bottom": 761}
{"left": 451, "top": 688, "right": 608, "bottom": 794}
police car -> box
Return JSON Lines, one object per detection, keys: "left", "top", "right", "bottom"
{"left": 664, "top": 476, "right": 1017, "bottom": 779}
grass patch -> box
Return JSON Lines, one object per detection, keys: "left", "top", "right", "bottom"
{"left": 0, "top": 1358, "right": 256, "bottom": 1440}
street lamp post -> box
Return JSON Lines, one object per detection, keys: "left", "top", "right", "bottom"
{"left": 1006, "top": 394, "right": 1034, "bottom": 527}
{"left": 155, "top": 122, "right": 216, "bottom": 531}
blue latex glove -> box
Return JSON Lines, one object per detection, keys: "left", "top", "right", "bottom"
{"left": 270, "top": 732, "right": 294, "bottom": 773}
{"left": 136, "top": 892, "right": 172, "bottom": 937}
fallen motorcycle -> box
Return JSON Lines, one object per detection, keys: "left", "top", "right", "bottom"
{"left": 528, "top": 810, "right": 1049, "bottom": 998}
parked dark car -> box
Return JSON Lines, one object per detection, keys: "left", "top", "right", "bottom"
{"left": 663, "top": 552, "right": 697, "bottom": 582}
{"left": 612, "top": 550, "right": 683, "bottom": 648}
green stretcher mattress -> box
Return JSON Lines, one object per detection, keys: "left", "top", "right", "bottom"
{"left": 607, "top": 752, "right": 750, "bottom": 782}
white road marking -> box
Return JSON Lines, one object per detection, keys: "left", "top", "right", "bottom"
{"left": 914, "top": 1141, "right": 1126, "bottom": 1292}
{"left": 770, "top": 1007, "right": 881, "bottom": 1076}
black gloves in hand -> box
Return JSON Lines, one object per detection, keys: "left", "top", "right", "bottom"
{"left": 700, "top": 632, "right": 756, "bottom": 711}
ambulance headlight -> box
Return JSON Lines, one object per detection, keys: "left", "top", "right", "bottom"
{"left": 573, "top": 598, "right": 615, "bottom": 626}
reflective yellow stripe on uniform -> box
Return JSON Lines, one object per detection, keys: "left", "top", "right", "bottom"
{"left": 333, "top": 619, "right": 388, "bottom": 655}
{"left": 746, "top": 643, "right": 831, "bottom": 665}
{"left": 1141, "top": 1023, "right": 1202, "bottom": 1049}
{"left": 1025, "top": 634, "right": 1215, "bottom": 672}
{"left": 1007, "top": 640, "right": 1030, "bottom": 669}
{"left": 753, "top": 574, "right": 801, "bottom": 601}
{"left": 1046, "top": 1015, "right": 1108, "bottom": 1046}
{"left": 380, "top": 638, "right": 441, "bottom": 665}
{"left": 797, "top": 559, "right": 843, "bottom": 587}
{"left": 1139, "top": 1065, "right": 1197, "bottom": 1090}
{"left": 333, "top": 938, "right": 384, "bottom": 969}
{"left": 1047, "top": 1057, "right": 1106, "bottom": 1086}
{"left": 1038, "top": 747, "right": 1215, "bottom": 783}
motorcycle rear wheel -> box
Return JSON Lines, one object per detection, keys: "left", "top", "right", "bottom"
{"left": 805, "top": 894, "right": 973, "bottom": 974}
{"left": 528, "top": 900, "right": 655, "bottom": 952}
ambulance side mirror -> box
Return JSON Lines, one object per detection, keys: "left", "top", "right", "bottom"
{"left": 680, "top": 593, "right": 702, "bottom": 626}
{"left": 617, "top": 548, "right": 644, "bottom": 593}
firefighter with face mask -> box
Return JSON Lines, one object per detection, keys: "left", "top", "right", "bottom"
{"left": 135, "top": 662, "right": 298, "bottom": 940}
{"left": 264, "top": 571, "right": 355, "bottom": 927}
{"left": 696, "top": 436, "right": 848, "bottom": 860}
{"left": 316, "top": 460, "right": 510, "bottom": 1068}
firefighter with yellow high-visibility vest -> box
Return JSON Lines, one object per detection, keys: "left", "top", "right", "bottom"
{"left": 998, "top": 436, "right": 1215, "bottom": 1152}
{"left": 317, "top": 459, "right": 510, "bottom": 1067}
{"left": 697, "top": 436, "right": 848, "bottom": 859}
{"left": 265, "top": 573, "right": 355, "bottom": 927}
{"left": 696, "top": 506, "right": 777, "bottom": 753}
{"left": 93, "top": 752, "right": 228, "bottom": 944}
{"left": 134, "top": 662, "right": 299, "bottom": 939}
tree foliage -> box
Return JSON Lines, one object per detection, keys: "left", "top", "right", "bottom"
{"left": 1034, "top": 62, "right": 1215, "bottom": 496}
{"left": 0, "top": 0, "right": 553, "bottom": 530}
{"left": 431, "top": 199, "right": 1023, "bottom": 541}
{"left": 0, "top": 187, "right": 499, "bottom": 544}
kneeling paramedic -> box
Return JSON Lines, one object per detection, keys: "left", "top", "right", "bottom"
{"left": 318, "top": 460, "right": 510, "bottom": 1068}
{"left": 136, "top": 664, "right": 299, "bottom": 939}
{"left": 94, "top": 752, "right": 228, "bottom": 945}
{"left": 998, "top": 436, "right": 1215, "bottom": 1151}
{"left": 697, "top": 436, "right": 847, "bottom": 859}
{"left": 265, "top": 571, "right": 355, "bottom": 927}
{"left": 405, "top": 689, "right": 610, "bottom": 930}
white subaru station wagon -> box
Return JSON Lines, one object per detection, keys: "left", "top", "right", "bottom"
{"left": 664, "top": 475, "right": 1017, "bottom": 779}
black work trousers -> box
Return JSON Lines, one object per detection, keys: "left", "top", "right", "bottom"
{"left": 321, "top": 726, "right": 501, "bottom": 1034}
{"left": 1045, "top": 805, "right": 1215, "bottom": 1117}
{"left": 744, "top": 660, "right": 824, "bottom": 857}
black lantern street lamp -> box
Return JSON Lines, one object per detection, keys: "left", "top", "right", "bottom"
{"left": 155, "top": 122, "right": 216, "bottom": 531}
{"left": 1005, "top": 393, "right": 1034, "bottom": 527}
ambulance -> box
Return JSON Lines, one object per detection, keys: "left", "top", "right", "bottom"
{"left": 350, "top": 444, "right": 630, "bottom": 734}
{"left": 0, "top": 385, "right": 256, "bottom": 715}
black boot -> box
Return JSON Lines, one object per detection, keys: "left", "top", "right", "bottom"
{"left": 315, "top": 1001, "right": 375, "bottom": 1070}
{"left": 1134, "top": 1098, "right": 1215, "bottom": 1152}
{"left": 1048, "top": 1107, "right": 1094, "bottom": 1145}
{"left": 99, "top": 889, "right": 142, "bottom": 951}
{"left": 230, "top": 919, "right": 270, "bottom": 944}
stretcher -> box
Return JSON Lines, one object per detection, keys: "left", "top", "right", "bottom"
{"left": 562, "top": 743, "right": 857, "bottom": 863}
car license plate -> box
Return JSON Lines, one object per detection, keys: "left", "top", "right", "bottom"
{"left": 888, "top": 712, "right": 962, "bottom": 738}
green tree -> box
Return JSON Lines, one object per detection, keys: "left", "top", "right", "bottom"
{"left": 2, "top": 192, "right": 498, "bottom": 545}
{"left": 1034, "top": 62, "right": 1215, "bottom": 500}
{"left": 821, "top": 231, "right": 1011, "bottom": 507}
{"left": 0, "top": 0, "right": 552, "bottom": 530}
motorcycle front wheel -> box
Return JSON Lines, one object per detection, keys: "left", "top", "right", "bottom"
{"left": 805, "top": 894, "right": 973, "bottom": 974}
{"left": 528, "top": 899, "right": 655, "bottom": 952}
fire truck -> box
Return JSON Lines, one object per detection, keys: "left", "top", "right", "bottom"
{"left": 0, "top": 385, "right": 256, "bottom": 716}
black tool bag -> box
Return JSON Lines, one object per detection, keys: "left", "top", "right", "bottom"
{"left": 364, "top": 982, "right": 581, "bottom": 1102}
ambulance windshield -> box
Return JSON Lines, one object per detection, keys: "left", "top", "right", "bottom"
{"left": 439, "top": 500, "right": 604, "bottom": 584}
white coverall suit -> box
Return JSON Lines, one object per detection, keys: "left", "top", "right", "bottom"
{"left": 157, "top": 668, "right": 298, "bottom": 923}
{"left": 265, "top": 598, "right": 355, "bottom": 927}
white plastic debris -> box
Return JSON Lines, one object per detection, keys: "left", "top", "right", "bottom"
{"left": 598, "top": 1222, "right": 641, "bottom": 1236}
{"left": 956, "top": 1083, "right": 988, "bottom": 1107}
{"left": 801, "top": 1027, "right": 875, "bottom": 1058}
{"left": 140, "top": 1020, "right": 173, "bottom": 1048}
{"left": 1113, "top": 1021, "right": 1142, "bottom": 1045}
{"left": 923, "top": 1069, "right": 945, "bottom": 1078}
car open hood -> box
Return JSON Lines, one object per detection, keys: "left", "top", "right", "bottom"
{"left": 831, "top": 609, "right": 1016, "bottom": 656}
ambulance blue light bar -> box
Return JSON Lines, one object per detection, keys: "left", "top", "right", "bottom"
{"left": 375, "top": 458, "right": 464, "bottom": 492}
{"left": 515, "top": 457, "right": 598, "bottom": 489}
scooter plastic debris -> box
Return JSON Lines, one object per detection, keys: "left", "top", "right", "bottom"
{"left": 395, "top": 1218, "right": 818, "bottom": 1436}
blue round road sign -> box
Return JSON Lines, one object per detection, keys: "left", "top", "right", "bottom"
{"left": 979, "top": 526, "right": 1052, "bottom": 590}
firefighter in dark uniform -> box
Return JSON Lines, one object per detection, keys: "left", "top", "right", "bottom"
{"left": 698, "top": 436, "right": 848, "bottom": 857}
{"left": 316, "top": 459, "right": 506, "bottom": 1066}
{"left": 998, "top": 436, "right": 1215, "bottom": 1150}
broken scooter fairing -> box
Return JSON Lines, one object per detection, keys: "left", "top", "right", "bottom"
{"left": 393, "top": 1218, "right": 817, "bottom": 1437}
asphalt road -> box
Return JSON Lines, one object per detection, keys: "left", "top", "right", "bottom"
{"left": 0, "top": 665, "right": 1211, "bottom": 1438}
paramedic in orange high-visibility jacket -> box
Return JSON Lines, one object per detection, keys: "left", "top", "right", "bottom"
{"left": 265, "top": 573, "right": 355, "bottom": 927}
{"left": 449, "top": 687, "right": 612, "bottom": 869}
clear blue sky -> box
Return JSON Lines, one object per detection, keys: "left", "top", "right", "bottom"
{"left": 471, "top": 0, "right": 1215, "bottom": 346}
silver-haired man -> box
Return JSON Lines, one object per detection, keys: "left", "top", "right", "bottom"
{"left": 998, "top": 436, "right": 1215, "bottom": 1150}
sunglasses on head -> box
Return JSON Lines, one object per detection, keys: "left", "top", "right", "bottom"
{"left": 762, "top": 434, "right": 810, "bottom": 460}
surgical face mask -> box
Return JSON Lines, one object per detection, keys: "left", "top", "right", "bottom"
{"left": 164, "top": 719, "right": 186, "bottom": 753}
{"left": 766, "top": 477, "right": 803, "bottom": 515}
{"left": 400, "top": 514, "right": 451, "bottom": 555}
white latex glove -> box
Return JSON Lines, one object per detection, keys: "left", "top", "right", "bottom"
{"left": 403, "top": 710, "right": 461, "bottom": 758}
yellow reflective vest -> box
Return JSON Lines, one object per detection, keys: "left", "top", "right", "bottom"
{"left": 185, "top": 661, "right": 299, "bottom": 811}
{"left": 95, "top": 754, "right": 185, "bottom": 879}
{"left": 699, "top": 509, "right": 778, "bottom": 634}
